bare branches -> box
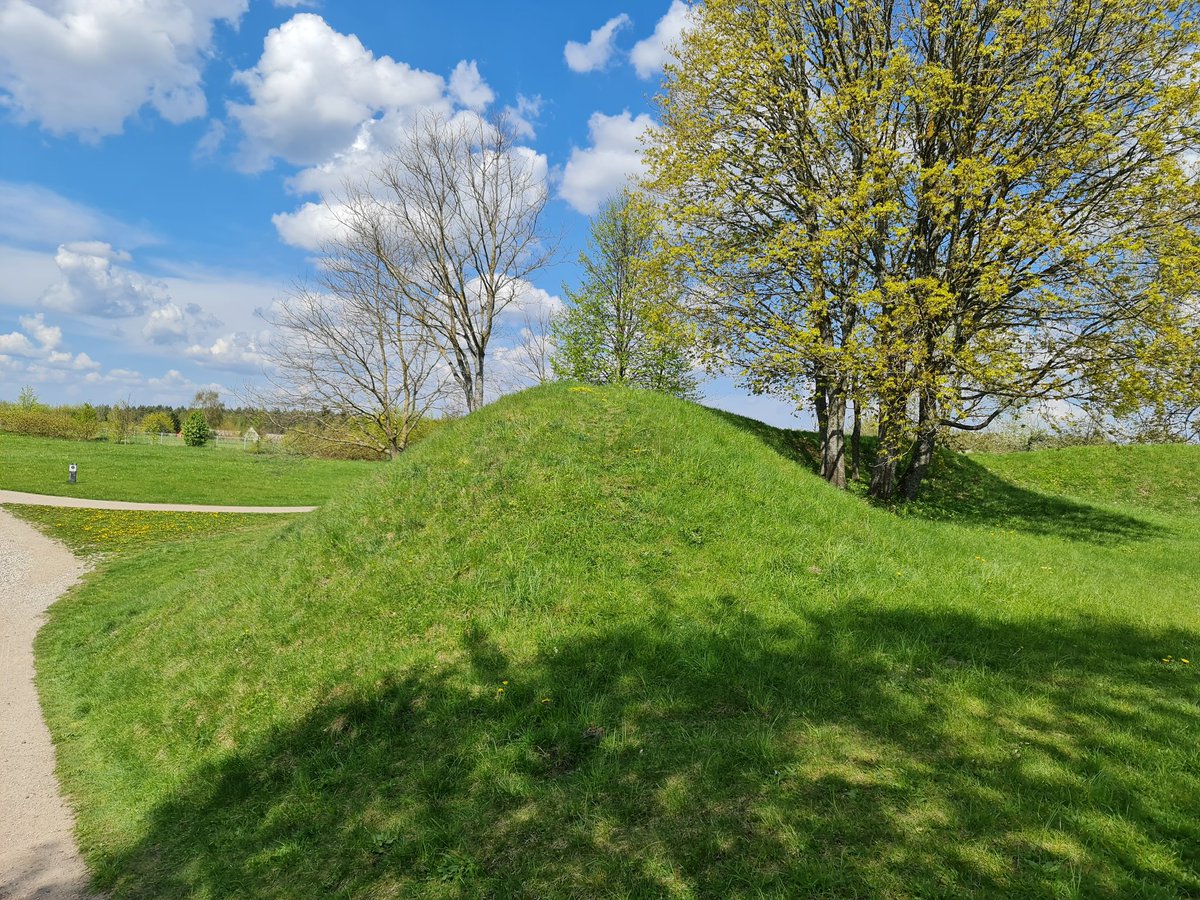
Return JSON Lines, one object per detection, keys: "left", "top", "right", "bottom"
{"left": 372, "top": 113, "right": 558, "bottom": 411}
{"left": 261, "top": 188, "right": 447, "bottom": 459}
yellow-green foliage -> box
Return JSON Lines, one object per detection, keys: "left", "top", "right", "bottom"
{"left": 0, "top": 405, "right": 98, "bottom": 441}
{"left": 139, "top": 411, "right": 176, "bottom": 434}
{"left": 648, "top": 0, "right": 1200, "bottom": 493}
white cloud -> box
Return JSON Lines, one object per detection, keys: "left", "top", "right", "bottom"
{"left": 228, "top": 13, "right": 448, "bottom": 171}
{"left": 449, "top": 60, "right": 494, "bottom": 112}
{"left": 501, "top": 281, "right": 564, "bottom": 320}
{"left": 0, "top": 0, "right": 246, "bottom": 138}
{"left": 143, "top": 302, "right": 222, "bottom": 345}
{"left": 564, "top": 13, "right": 631, "bottom": 73}
{"left": 273, "top": 117, "right": 550, "bottom": 252}
{"left": 271, "top": 202, "right": 341, "bottom": 252}
{"left": 559, "top": 111, "right": 657, "bottom": 215}
{"left": 0, "top": 181, "right": 155, "bottom": 249}
{"left": 194, "top": 118, "right": 227, "bottom": 160}
{"left": 40, "top": 243, "right": 169, "bottom": 317}
{"left": 186, "top": 330, "right": 269, "bottom": 372}
{"left": 19, "top": 313, "right": 61, "bottom": 349}
{"left": 0, "top": 331, "right": 34, "bottom": 355}
{"left": 504, "top": 94, "right": 542, "bottom": 140}
{"left": 630, "top": 1, "right": 692, "bottom": 79}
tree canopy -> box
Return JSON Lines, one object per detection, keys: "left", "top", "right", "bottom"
{"left": 648, "top": 0, "right": 1200, "bottom": 497}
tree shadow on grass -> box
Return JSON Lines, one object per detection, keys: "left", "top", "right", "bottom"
{"left": 709, "top": 409, "right": 1165, "bottom": 546}
{"left": 97, "top": 605, "right": 1200, "bottom": 898}
{"left": 901, "top": 451, "right": 1169, "bottom": 544}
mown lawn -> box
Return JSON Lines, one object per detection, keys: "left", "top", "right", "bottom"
{"left": 0, "top": 432, "right": 378, "bottom": 505}
{"left": 34, "top": 384, "right": 1200, "bottom": 898}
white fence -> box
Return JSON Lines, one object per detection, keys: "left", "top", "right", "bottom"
{"left": 115, "top": 431, "right": 282, "bottom": 451}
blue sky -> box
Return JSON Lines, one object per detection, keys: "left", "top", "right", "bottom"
{"left": 0, "top": 0, "right": 804, "bottom": 426}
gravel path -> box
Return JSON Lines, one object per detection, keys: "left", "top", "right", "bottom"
{"left": 0, "top": 489, "right": 315, "bottom": 514}
{"left": 0, "top": 508, "right": 101, "bottom": 900}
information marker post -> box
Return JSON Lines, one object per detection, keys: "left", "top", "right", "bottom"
{"left": 68, "top": 463, "right": 77, "bottom": 484}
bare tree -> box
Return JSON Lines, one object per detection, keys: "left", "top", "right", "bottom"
{"left": 373, "top": 113, "right": 558, "bottom": 412}
{"left": 262, "top": 190, "right": 446, "bottom": 459}
{"left": 513, "top": 304, "right": 557, "bottom": 387}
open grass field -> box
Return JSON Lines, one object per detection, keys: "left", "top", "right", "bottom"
{"left": 0, "top": 432, "right": 377, "bottom": 505}
{"left": 33, "top": 384, "right": 1200, "bottom": 898}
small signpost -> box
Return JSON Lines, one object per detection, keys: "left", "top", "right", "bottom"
{"left": 68, "top": 463, "right": 77, "bottom": 484}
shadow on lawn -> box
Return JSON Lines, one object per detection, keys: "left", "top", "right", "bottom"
{"left": 710, "top": 409, "right": 1164, "bottom": 545}
{"left": 98, "top": 606, "right": 1200, "bottom": 898}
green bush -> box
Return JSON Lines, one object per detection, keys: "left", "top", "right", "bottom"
{"left": 141, "top": 411, "right": 176, "bottom": 435}
{"left": 0, "top": 406, "right": 98, "bottom": 441}
{"left": 181, "top": 411, "right": 211, "bottom": 447}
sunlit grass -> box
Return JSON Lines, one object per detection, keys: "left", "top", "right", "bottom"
{"left": 34, "top": 384, "right": 1200, "bottom": 898}
{"left": 7, "top": 504, "right": 289, "bottom": 555}
{"left": 0, "top": 432, "right": 377, "bottom": 505}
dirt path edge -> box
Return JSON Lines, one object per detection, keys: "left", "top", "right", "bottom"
{"left": 0, "top": 507, "right": 101, "bottom": 900}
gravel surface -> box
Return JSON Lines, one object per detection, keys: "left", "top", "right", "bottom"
{"left": 0, "top": 508, "right": 100, "bottom": 900}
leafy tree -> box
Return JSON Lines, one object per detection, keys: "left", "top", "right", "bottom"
{"left": 107, "top": 400, "right": 135, "bottom": 443}
{"left": 182, "top": 410, "right": 212, "bottom": 447}
{"left": 17, "top": 385, "right": 40, "bottom": 410}
{"left": 648, "top": 0, "right": 1200, "bottom": 497}
{"left": 193, "top": 390, "right": 225, "bottom": 429}
{"left": 552, "top": 191, "right": 699, "bottom": 400}
{"left": 141, "top": 411, "right": 176, "bottom": 435}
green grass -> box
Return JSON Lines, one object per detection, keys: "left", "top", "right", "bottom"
{"left": 0, "top": 432, "right": 375, "bottom": 505}
{"left": 5, "top": 505, "right": 290, "bottom": 556}
{"left": 35, "top": 384, "right": 1200, "bottom": 898}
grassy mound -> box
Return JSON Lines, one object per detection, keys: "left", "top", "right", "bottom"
{"left": 37, "top": 384, "right": 1200, "bottom": 898}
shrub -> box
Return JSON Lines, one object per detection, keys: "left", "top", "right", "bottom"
{"left": 181, "top": 411, "right": 211, "bottom": 447}
{"left": 141, "top": 411, "right": 176, "bottom": 435}
{"left": 0, "top": 406, "right": 98, "bottom": 441}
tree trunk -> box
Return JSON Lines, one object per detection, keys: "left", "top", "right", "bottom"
{"left": 868, "top": 392, "right": 909, "bottom": 501}
{"left": 470, "top": 357, "right": 486, "bottom": 412}
{"left": 901, "top": 390, "right": 937, "bottom": 500}
{"left": 814, "top": 374, "right": 847, "bottom": 488}
{"left": 850, "top": 395, "right": 862, "bottom": 481}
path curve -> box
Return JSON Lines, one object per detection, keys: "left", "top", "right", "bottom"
{"left": 0, "top": 507, "right": 101, "bottom": 900}
{"left": 0, "top": 490, "right": 315, "bottom": 514}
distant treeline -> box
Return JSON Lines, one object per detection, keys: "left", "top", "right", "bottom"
{"left": 0, "top": 386, "right": 444, "bottom": 460}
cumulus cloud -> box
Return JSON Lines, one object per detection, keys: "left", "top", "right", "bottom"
{"left": 559, "top": 111, "right": 656, "bottom": 215}
{"left": 0, "top": 330, "right": 34, "bottom": 355}
{"left": 186, "top": 330, "right": 269, "bottom": 372}
{"left": 449, "top": 60, "right": 494, "bottom": 112}
{"left": 143, "top": 302, "right": 223, "bottom": 345}
{"left": 0, "top": 0, "right": 246, "bottom": 138}
{"left": 19, "top": 312, "right": 61, "bottom": 350}
{"left": 564, "top": 13, "right": 631, "bottom": 73}
{"left": 228, "top": 13, "right": 449, "bottom": 171}
{"left": 0, "top": 312, "right": 97, "bottom": 380}
{"left": 504, "top": 94, "right": 542, "bottom": 140}
{"left": 40, "top": 243, "right": 169, "bottom": 317}
{"left": 630, "top": 0, "right": 692, "bottom": 79}
{"left": 273, "top": 118, "right": 550, "bottom": 252}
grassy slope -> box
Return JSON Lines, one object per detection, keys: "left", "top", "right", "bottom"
{"left": 0, "top": 433, "right": 374, "bottom": 504}
{"left": 36, "top": 384, "right": 1200, "bottom": 898}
